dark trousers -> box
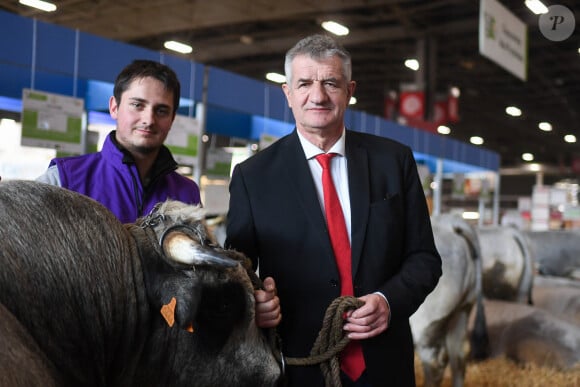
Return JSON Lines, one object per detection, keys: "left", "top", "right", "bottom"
{"left": 341, "top": 371, "right": 372, "bottom": 387}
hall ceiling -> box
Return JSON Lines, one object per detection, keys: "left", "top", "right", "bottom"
{"left": 1, "top": 0, "right": 579, "bottom": 175}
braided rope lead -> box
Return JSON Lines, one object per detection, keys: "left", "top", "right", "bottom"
{"left": 284, "top": 296, "right": 364, "bottom": 387}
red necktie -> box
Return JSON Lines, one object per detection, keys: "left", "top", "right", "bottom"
{"left": 315, "top": 153, "right": 365, "bottom": 381}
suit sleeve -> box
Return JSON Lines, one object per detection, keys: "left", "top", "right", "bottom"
{"left": 225, "top": 164, "right": 259, "bottom": 271}
{"left": 380, "top": 147, "right": 442, "bottom": 318}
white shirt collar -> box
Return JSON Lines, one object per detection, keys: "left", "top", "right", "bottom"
{"left": 297, "top": 128, "right": 347, "bottom": 160}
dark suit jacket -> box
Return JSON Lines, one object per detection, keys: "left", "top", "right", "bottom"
{"left": 226, "top": 129, "right": 441, "bottom": 387}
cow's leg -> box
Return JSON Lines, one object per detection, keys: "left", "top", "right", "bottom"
{"left": 445, "top": 305, "right": 471, "bottom": 387}
{"left": 417, "top": 343, "right": 447, "bottom": 387}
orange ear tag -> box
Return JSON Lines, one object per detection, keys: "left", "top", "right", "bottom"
{"left": 160, "top": 297, "right": 177, "bottom": 327}
{"left": 160, "top": 297, "right": 195, "bottom": 333}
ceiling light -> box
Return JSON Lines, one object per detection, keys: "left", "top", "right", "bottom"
{"left": 538, "top": 122, "right": 552, "bottom": 131}
{"left": 240, "top": 35, "right": 253, "bottom": 45}
{"left": 564, "top": 134, "right": 576, "bottom": 143}
{"left": 522, "top": 153, "right": 534, "bottom": 161}
{"left": 349, "top": 96, "right": 357, "bottom": 105}
{"left": 525, "top": 0, "right": 548, "bottom": 15}
{"left": 0, "top": 118, "right": 16, "bottom": 127}
{"left": 470, "top": 136, "right": 484, "bottom": 145}
{"left": 163, "top": 40, "right": 192, "bottom": 54}
{"left": 265, "top": 72, "right": 286, "bottom": 84}
{"left": 449, "top": 87, "right": 461, "bottom": 98}
{"left": 505, "top": 106, "right": 522, "bottom": 117}
{"left": 321, "top": 21, "right": 349, "bottom": 36}
{"left": 404, "top": 59, "right": 420, "bottom": 71}
{"left": 437, "top": 125, "right": 451, "bottom": 135}
{"left": 19, "top": 0, "right": 56, "bottom": 12}
{"left": 462, "top": 211, "right": 480, "bottom": 220}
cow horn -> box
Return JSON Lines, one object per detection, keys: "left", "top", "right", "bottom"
{"left": 163, "top": 232, "right": 238, "bottom": 268}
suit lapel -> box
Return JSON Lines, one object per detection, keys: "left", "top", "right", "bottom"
{"left": 280, "top": 132, "right": 335, "bottom": 258}
{"left": 345, "top": 131, "right": 370, "bottom": 277}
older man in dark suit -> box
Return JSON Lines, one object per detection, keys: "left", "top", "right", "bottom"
{"left": 226, "top": 34, "right": 441, "bottom": 387}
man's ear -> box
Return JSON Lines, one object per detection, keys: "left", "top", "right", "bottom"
{"left": 347, "top": 80, "right": 357, "bottom": 100}
{"left": 109, "top": 95, "right": 119, "bottom": 119}
{"left": 282, "top": 83, "right": 292, "bottom": 108}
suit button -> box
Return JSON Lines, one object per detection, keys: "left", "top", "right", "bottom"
{"left": 330, "top": 279, "right": 338, "bottom": 287}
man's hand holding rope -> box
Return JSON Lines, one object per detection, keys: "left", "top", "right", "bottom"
{"left": 343, "top": 293, "right": 390, "bottom": 340}
{"left": 255, "top": 276, "right": 282, "bottom": 328}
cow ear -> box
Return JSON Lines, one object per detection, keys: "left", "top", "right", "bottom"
{"left": 159, "top": 293, "right": 200, "bottom": 333}
{"left": 174, "top": 292, "right": 200, "bottom": 332}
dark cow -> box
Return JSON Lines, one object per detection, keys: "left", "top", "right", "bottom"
{"left": 411, "top": 214, "right": 488, "bottom": 387}
{"left": 0, "top": 180, "right": 281, "bottom": 387}
{"left": 524, "top": 230, "right": 580, "bottom": 280}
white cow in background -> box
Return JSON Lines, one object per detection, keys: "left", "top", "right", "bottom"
{"left": 476, "top": 226, "right": 535, "bottom": 304}
{"left": 411, "top": 214, "right": 488, "bottom": 387}
{"left": 532, "top": 275, "right": 580, "bottom": 325}
{"left": 475, "top": 298, "right": 580, "bottom": 370}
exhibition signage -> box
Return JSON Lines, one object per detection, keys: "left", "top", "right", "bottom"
{"left": 259, "top": 133, "right": 279, "bottom": 150}
{"left": 398, "top": 84, "right": 425, "bottom": 120}
{"left": 20, "top": 89, "right": 84, "bottom": 153}
{"left": 479, "top": 0, "right": 528, "bottom": 81}
{"left": 165, "top": 114, "right": 200, "bottom": 166}
{"left": 205, "top": 148, "right": 233, "bottom": 178}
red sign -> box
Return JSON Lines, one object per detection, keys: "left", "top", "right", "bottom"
{"left": 399, "top": 90, "right": 425, "bottom": 119}
{"left": 448, "top": 95, "right": 459, "bottom": 122}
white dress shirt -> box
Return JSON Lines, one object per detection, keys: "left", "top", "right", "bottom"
{"left": 297, "top": 128, "right": 352, "bottom": 244}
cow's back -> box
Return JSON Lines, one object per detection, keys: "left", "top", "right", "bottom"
{"left": 0, "top": 180, "right": 142, "bottom": 386}
{"left": 524, "top": 230, "right": 580, "bottom": 279}
{"left": 477, "top": 226, "right": 535, "bottom": 303}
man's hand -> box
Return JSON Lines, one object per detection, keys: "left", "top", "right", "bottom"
{"left": 254, "top": 276, "right": 281, "bottom": 328}
{"left": 343, "top": 293, "right": 390, "bottom": 339}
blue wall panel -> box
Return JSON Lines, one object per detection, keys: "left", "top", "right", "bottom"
{"left": 207, "top": 66, "right": 265, "bottom": 116}
{"left": 380, "top": 120, "right": 414, "bottom": 148}
{"left": 250, "top": 116, "right": 294, "bottom": 140}
{"left": 77, "top": 32, "right": 158, "bottom": 82}
{"left": 263, "top": 83, "right": 290, "bottom": 123}
{"left": 0, "top": 64, "right": 32, "bottom": 99}
{"left": 36, "top": 20, "right": 76, "bottom": 77}
{"left": 34, "top": 71, "right": 77, "bottom": 97}
{"left": 162, "top": 55, "right": 204, "bottom": 101}
{"left": 0, "top": 11, "right": 33, "bottom": 66}
{"left": 206, "top": 106, "right": 252, "bottom": 138}
{"left": 85, "top": 80, "right": 114, "bottom": 111}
